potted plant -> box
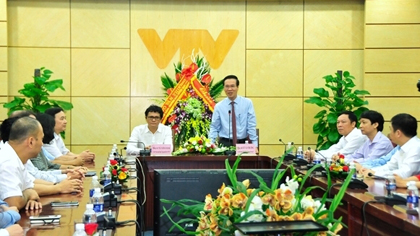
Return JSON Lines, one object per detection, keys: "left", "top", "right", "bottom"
{"left": 3, "top": 67, "right": 73, "bottom": 115}
{"left": 305, "top": 70, "right": 370, "bottom": 150}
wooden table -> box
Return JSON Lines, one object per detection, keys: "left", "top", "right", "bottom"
{"left": 17, "top": 165, "right": 137, "bottom": 236}
{"left": 286, "top": 161, "right": 420, "bottom": 236}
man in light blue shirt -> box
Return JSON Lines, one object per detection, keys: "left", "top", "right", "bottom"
{"left": 344, "top": 110, "right": 393, "bottom": 162}
{"left": 209, "top": 75, "right": 258, "bottom": 152}
{"left": 355, "top": 146, "right": 399, "bottom": 170}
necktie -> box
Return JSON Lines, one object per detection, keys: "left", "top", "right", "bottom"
{"left": 231, "top": 101, "right": 237, "bottom": 145}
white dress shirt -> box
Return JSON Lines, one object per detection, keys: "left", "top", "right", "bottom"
{"left": 126, "top": 123, "right": 173, "bottom": 155}
{"left": 25, "top": 160, "right": 66, "bottom": 184}
{"left": 372, "top": 136, "right": 420, "bottom": 178}
{"left": 317, "top": 128, "right": 367, "bottom": 159}
{"left": 43, "top": 133, "right": 70, "bottom": 158}
{"left": 0, "top": 229, "right": 9, "bottom": 236}
{"left": 0, "top": 143, "right": 35, "bottom": 201}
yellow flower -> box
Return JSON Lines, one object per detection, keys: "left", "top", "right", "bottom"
{"left": 242, "top": 179, "right": 250, "bottom": 188}
{"left": 118, "top": 172, "right": 127, "bottom": 180}
{"left": 231, "top": 193, "right": 247, "bottom": 209}
{"left": 204, "top": 194, "right": 213, "bottom": 211}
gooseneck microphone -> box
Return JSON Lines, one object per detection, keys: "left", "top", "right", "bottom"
{"left": 278, "top": 139, "right": 287, "bottom": 154}
{"left": 120, "top": 140, "right": 150, "bottom": 157}
{"left": 228, "top": 110, "right": 232, "bottom": 147}
{"left": 315, "top": 149, "right": 327, "bottom": 161}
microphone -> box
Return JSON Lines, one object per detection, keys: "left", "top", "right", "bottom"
{"left": 224, "top": 110, "right": 235, "bottom": 156}
{"left": 315, "top": 149, "right": 327, "bottom": 161}
{"left": 228, "top": 110, "right": 232, "bottom": 147}
{"left": 120, "top": 140, "right": 151, "bottom": 157}
{"left": 278, "top": 139, "right": 287, "bottom": 154}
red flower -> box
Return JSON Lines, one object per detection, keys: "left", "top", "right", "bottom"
{"left": 181, "top": 63, "right": 198, "bottom": 80}
{"left": 342, "top": 166, "right": 349, "bottom": 172}
{"left": 102, "top": 166, "right": 105, "bottom": 171}
{"left": 198, "top": 139, "right": 203, "bottom": 145}
{"left": 201, "top": 74, "right": 212, "bottom": 85}
{"left": 112, "top": 169, "right": 118, "bottom": 176}
{"left": 168, "top": 114, "right": 177, "bottom": 123}
{"left": 329, "top": 166, "right": 334, "bottom": 171}
{"left": 172, "top": 124, "right": 179, "bottom": 131}
{"left": 339, "top": 154, "right": 345, "bottom": 159}
{"left": 110, "top": 160, "right": 118, "bottom": 166}
{"left": 175, "top": 73, "right": 182, "bottom": 82}
{"left": 167, "top": 88, "right": 173, "bottom": 95}
{"left": 121, "top": 167, "right": 128, "bottom": 172}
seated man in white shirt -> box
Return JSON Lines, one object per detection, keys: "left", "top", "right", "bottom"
{"left": 0, "top": 117, "right": 43, "bottom": 210}
{"left": 305, "top": 111, "right": 367, "bottom": 160}
{"left": 335, "top": 110, "right": 394, "bottom": 162}
{"left": 43, "top": 107, "right": 95, "bottom": 165}
{"left": 126, "top": 105, "right": 172, "bottom": 155}
{"left": 361, "top": 113, "right": 420, "bottom": 178}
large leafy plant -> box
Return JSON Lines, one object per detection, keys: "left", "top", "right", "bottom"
{"left": 3, "top": 67, "right": 73, "bottom": 115}
{"left": 305, "top": 70, "right": 370, "bottom": 150}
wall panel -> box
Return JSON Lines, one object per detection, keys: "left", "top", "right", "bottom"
{"left": 365, "top": 25, "right": 420, "bottom": 48}
{"left": 71, "top": 48, "right": 130, "bottom": 96}
{"left": 246, "top": 0, "right": 303, "bottom": 49}
{"left": 365, "top": 0, "right": 420, "bottom": 24}
{"left": 365, "top": 49, "right": 420, "bottom": 73}
{"left": 7, "top": 0, "right": 70, "bottom": 47}
{"left": 71, "top": 0, "right": 130, "bottom": 48}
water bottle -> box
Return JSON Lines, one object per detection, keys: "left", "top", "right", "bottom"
{"left": 296, "top": 147, "right": 303, "bottom": 159}
{"left": 73, "top": 223, "right": 87, "bottom": 236}
{"left": 313, "top": 155, "right": 321, "bottom": 164}
{"left": 103, "top": 168, "right": 112, "bottom": 186}
{"left": 286, "top": 142, "right": 294, "bottom": 155}
{"left": 91, "top": 188, "right": 104, "bottom": 213}
{"left": 349, "top": 162, "right": 356, "bottom": 179}
{"left": 326, "top": 156, "right": 332, "bottom": 166}
{"left": 89, "top": 176, "right": 100, "bottom": 198}
{"left": 407, "top": 181, "right": 419, "bottom": 210}
{"left": 83, "top": 204, "right": 97, "bottom": 223}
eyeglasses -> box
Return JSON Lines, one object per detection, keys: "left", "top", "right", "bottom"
{"left": 147, "top": 116, "right": 161, "bottom": 120}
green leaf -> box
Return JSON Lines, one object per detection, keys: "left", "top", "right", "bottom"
{"left": 34, "top": 76, "right": 47, "bottom": 85}
{"left": 161, "top": 73, "right": 176, "bottom": 90}
{"left": 48, "top": 100, "right": 73, "bottom": 111}
{"left": 209, "top": 79, "right": 224, "bottom": 99}
{"left": 313, "top": 88, "right": 329, "bottom": 97}
{"left": 343, "top": 71, "right": 350, "bottom": 77}
{"left": 326, "top": 113, "right": 338, "bottom": 124}
{"left": 353, "top": 89, "right": 371, "bottom": 96}
{"left": 44, "top": 79, "right": 65, "bottom": 92}
{"left": 314, "top": 110, "right": 327, "bottom": 119}
{"left": 327, "top": 131, "right": 340, "bottom": 143}
{"left": 304, "top": 97, "right": 324, "bottom": 107}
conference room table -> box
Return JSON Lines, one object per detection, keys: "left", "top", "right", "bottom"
{"left": 139, "top": 154, "right": 420, "bottom": 235}
{"left": 17, "top": 163, "right": 137, "bottom": 236}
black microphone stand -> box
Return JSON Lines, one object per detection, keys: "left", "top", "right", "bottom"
{"left": 225, "top": 110, "right": 235, "bottom": 156}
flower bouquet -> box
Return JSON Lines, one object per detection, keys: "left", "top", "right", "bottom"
{"left": 160, "top": 54, "right": 224, "bottom": 148}
{"left": 161, "top": 154, "right": 354, "bottom": 236}
{"left": 172, "top": 136, "right": 228, "bottom": 156}
{"left": 102, "top": 160, "right": 129, "bottom": 183}
{"left": 328, "top": 154, "right": 349, "bottom": 179}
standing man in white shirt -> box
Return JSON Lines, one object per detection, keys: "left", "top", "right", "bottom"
{"left": 305, "top": 111, "right": 367, "bottom": 160}
{"left": 361, "top": 113, "right": 420, "bottom": 178}
{"left": 0, "top": 117, "right": 43, "bottom": 211}
{"left": 43, "top": 107, "right": 94, "bottom": 165}
{"left": 126, "top": 105, "right": 173, "bottom": 155}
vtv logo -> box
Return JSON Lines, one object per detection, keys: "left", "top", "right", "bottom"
{"left": 137, "top": 29, "right": 239, "bottom": 69}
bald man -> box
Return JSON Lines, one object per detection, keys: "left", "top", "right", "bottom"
{"left": 0, "top": 117, "right": 43, "bottom": 210}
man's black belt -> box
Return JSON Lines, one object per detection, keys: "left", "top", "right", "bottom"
{"left": 219, "top": 137, "right": 247, "bottom": 144}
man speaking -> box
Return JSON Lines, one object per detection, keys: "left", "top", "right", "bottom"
{"left": 209, "top": 75, "right": 258, "bottom": 153}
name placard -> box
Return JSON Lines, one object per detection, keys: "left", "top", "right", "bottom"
{"left": 151, "top": 144, "right": 172, "bottom": 156}
{"left": 236, "top": 143, "right": 256, "bottom": 156}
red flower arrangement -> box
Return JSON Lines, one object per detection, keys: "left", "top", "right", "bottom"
{"left": 105, "top": 160, "right": 129, "bottom": 183}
